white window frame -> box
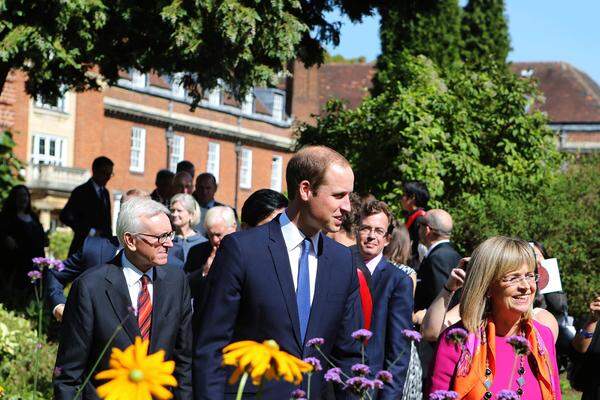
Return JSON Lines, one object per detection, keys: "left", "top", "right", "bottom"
{"left": 35, "top": 92, "right": 68, "bottom": 113}
{"left": 207, "top": 87, "right": 221, "bottom": 106}
{"left": 239, "top": 148, "right": 252, "bottom": 189}
{"left": 272, "top": 93, "right": 284, "bottom": 121}
{"left": 169, "top": 135, "right": 185, "bottom": 172}
{"left": 270, "top": 155, "right": 283, "bottom": 192}
{"left": 171, "top": 73, "right": 186, "bottom": 99}
{"left": 206, "top": 142, "right": 220, "bottom": 183}
{"left": 131, "top": 70, "right": 147, "bottom": 89}
{"left": 129, "top": 126, "right": 146, "bottom": 173}
{"left": 31, "top": 134, "right": 66, "bottom": 166}
{"left": 241, "top": 91, "right": 254, "bottom": 114}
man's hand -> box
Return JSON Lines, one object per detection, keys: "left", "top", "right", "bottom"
{"left": 413, "top": 309, "right": 427, "bottom": 325}
{"left": 589, "top": 296, "right": 600, "bottom": 322}
{"left": 53, "top": 304, "right": 65, "bottom": 321}
{"left": 202, "top": 246, "right": 218, "bottom": 277}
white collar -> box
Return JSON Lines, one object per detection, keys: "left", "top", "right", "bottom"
{"left": 121, "top": 252, "right": 154, "bottom": 287}
{"left": 426, "top": 239, "right": 451, "bottom": 257}
{"left": 279, "top": 210, "right": 320, "bottom": 254}
{"left": 365, "top": 253, "right": 384, "bottom": 274}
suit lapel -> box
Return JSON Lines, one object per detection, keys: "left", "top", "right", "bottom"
{"left": 149, "top": 266, "right": 168, "bottom": 353}
{"left": 267, "top": 220, "right": 303, "bottom": 352}
{"left": 371, "top": 257, "right": 390, "bottom": 289}
{"left": 304, "top": 235, "right": 330, "bottom": 351}
{"left": 104, "top": 255, "right": 140, "bottom": 343}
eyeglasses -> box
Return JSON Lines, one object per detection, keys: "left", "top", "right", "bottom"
{"left": 135, "top": 231, "right": 175, "bottom": 245}
{"left": 500, "top": 273, "right": 539, "bottom": 286}
{"left": 358, "top": 226, "right": 387, "bottom": 237}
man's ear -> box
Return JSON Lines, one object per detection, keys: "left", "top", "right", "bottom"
{"left": 298, "top": 180, "right": 311, "bottom": 202}
{"left": 123, "top": 233, "right": 137, "bottom": 251}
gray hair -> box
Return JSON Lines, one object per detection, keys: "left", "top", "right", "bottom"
{"left": 170, "top": 193, "right": 201, "bottom": 226}
{"left": 117, "top": 197, "right": 171, "bottom": 246}
{"left": 205, "top": 206, "right": 236, "bottom": 230}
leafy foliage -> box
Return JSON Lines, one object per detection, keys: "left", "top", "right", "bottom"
{"left": 450, "top": 157, "right": 600, "bottom": 317}
{"left": 461, "top": 0, "right": 511, "bottom": 67}
{"left": 48, "top": 229, "right": 73, "bottom": 261}
{"left": 297, "top": 53, "right": 562, "bottom": 210}
{"left": 0, "top": 304, "right": 57, "bottom": 399}
{"left": 0, "top": 130, "right": 23, "bottom": 203}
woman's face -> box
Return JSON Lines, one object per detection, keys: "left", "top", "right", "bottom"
{"left": 170, "top": 201, "right": 191, "bottom": 229}
{"left": 488, "top": 263, "right": 537, "bottom": 319}
{"left": 15, "top": 188, "right": 30, "bottom": 211}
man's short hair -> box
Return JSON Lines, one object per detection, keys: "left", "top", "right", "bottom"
{"left": 422, "top": 209, "right": 453, "bottom": 238}
{"left": 340, "top": 192, "right": 362, "bottom": 235}
{"left": 286, "top": 146, "right": 350, "bottom": 201}
{"left": 196, "top": 172, "right": 217, "bottom": 187}
{"left": 403, "top": 181, "right": 430, "bottom": 208}
{"left": 204, "top": 206, "right": 236, "bottom": 230}
{"left": 116, "top": 198, "right": 170, "bottom": 247}
{"left": 92, "top": 156, "right": 114, "bottom": 172}
{"left": 155, "top": 169, "right": 175, "bottom": 185}
{"left": 176, "top": 160, "right": 195, "bottom": 175}
{"left": 360, "top": 200, "right": 394, "bottom": 234}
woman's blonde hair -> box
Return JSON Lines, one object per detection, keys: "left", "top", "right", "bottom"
{"left": 459, "top": 236, "right": 536, "bottom": 332}
{"left": 170, "top": 193, "right": 201, "bottom": 227}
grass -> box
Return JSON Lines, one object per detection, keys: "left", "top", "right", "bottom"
{"left": 561, "top": 372, "right": 581, "bottom": 400}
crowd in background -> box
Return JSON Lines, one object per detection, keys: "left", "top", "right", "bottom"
{"left": 0, "top": 150, "right": 598, "bottom": 399}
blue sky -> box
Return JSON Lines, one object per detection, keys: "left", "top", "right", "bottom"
{"left": 324, "top": 0, "right": 600, "bottom": 84}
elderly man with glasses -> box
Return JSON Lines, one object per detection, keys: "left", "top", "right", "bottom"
{"left": 53, "top": 197, "right": 192, "bottom": 400}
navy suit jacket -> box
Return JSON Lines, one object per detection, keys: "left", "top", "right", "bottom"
{"left": 46, "top": 235, "right": 184, "bottom": 310}
{"left": 53, "top": 253, "right": 192, "bottom": 399}
{"left": 366, "top": 257, "right": 414, "bottom": 399}
{"left": 193, "top": 217, "right": 363, "bottom": 399}
{"left": 414, "top": 242, "right": 461, "bottom": 311}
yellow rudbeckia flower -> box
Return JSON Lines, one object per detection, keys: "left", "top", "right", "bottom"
{"left": 95, "top": 337, "right": 177, "bottom": 400}
{"left": 223, "top": 339, "right": 313, "bottom": 386}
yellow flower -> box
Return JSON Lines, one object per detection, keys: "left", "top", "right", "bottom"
{"left": 95, "top": 337, "right": 177, "bottom": 400}
{"left": 223, "top": 339, "right": 313, "bottom": 386}
{"left": 0, "top": 385, "right": 4, "bottom": 397}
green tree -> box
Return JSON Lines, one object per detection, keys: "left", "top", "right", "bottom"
{"left": 0, "top": 131, "right": 23, "bottom": 202}
{"left": 373, "top": 0, "right": 462, "bottom": 94}
{"left": 460, "top": 0, "right": 511, "bottom": 68}
{"left": 297, "top": 53, "right": 562, "bottom": 210}
{"left": 0, "top": 0, "right": 375, "bottom": 105}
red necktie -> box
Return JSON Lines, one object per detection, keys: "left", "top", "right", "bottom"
{"left": 137, "top": 275, "right": 152, "bottom": 341}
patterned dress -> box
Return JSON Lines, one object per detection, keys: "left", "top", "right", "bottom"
{"left": 393, "top": 262, "right": 423, "bottom": 400}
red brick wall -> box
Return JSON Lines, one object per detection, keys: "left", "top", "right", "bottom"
{"left": 2, "top": 71, "right": 30, "bottom": 162}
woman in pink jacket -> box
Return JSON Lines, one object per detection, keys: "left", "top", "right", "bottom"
{"left": 428, "top": 236, "right": 561, "bottom": 400}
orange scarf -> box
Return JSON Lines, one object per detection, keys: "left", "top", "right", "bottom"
{"left": 453, "top": 319, "right": 556, "bottom": 400}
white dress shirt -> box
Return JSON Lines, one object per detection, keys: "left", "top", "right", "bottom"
{"left": 279, "top": 211, "right": 320, "bottom": 304}
{"left": 425, "top": 239, "right": 450, "bottom": 258}
{"left": 365, "top": 253, "right": 384, "bottom": 276}
{"left": 122, "top": 253, "right": 154, "bottom": 316}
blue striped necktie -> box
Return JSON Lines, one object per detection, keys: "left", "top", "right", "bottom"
{"left": 297, "top": 238, "right": 312, "bottom": 344}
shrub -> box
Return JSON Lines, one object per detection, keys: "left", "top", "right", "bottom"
{"left": 0, "top": 304, "right": 57, "bottom": 399}
{"left": 48, "top": 229, "right": 73, "bottom": 261}
{"left": 450, "top": 156, "right": 600, "bottom": 317}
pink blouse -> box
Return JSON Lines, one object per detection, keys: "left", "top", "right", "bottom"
{"left": 428, "top": 320, "right": 562, "bottom": 400}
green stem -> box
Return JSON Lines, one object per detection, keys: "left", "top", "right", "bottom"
{"left": 235, "top": 372, "right": 249, "bottom": 400}
{"left": 314, "top": 346, "right": 351, "bottom": 379}
{"left": 361, "top": 343, "right": 365, "bottom": 365}
{"left": 33, "top": 281, "right": 43, "bottom": 400}
{"left": 73, "top": 314, "right": 131, "bottom": 400}
{"left": 307, "top": 372, "right": 312, "bottom": 400}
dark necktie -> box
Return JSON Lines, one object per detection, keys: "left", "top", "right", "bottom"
{"left": 137, "top": 275, "right": 152, "bottom": 341}
{"left": 297, "top": 238, "right": 311, "bottom": 344}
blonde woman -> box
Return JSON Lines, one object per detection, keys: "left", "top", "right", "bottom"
{"left": 170, "top": 193, "right": 207, "bottom": 261}
{"left": 428, "top": 236, "right": 562, "bottom": 400}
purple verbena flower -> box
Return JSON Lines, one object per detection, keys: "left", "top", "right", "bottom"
{"left": 52, "top": 259, "right": 65, "bottom": 271}
{"left": 350, "top": 363, "right": 370, "bottom": 376}
{"left": 351, "top": 329, "right": 372, "bottom": 341}
{"left": 324, "top": 368, "right": 343, "bottom": 384}
{"left": 506, "top": 335, "right": 530, "bottom": 355}
{"left": 306, "top": 337, "right": 325, "bottom": 347}
{"left": 290, "top": 389, "right": 307, "bottom": 399}
{"left": 53, "top": 366, "right": 63, "bottom": 378}
{"left": 32, "top": 257, "right": 47, "bottom": 265}
{"left": 372, "top": 379, "right": 384, "bottom": 389}
{"left": 35, "top": 343, "right": 43, "bottom": 349}
{"left": 303, "top": 357, "right": 322, "bottom": 372}
{"left": 344, "top": 376, "right": 374, "bottom": 394}
{"left": 27, "top": 270, "right": 42, "bottom": 282}
{"left": 402, "top": 329, "right": 422, "bottom": 343}
{"left": 375, "top": 370, "right": 393, "bottom": 383}
{"left": 445, "top": 327, "right": 469, "bottom": 345}
{"left": 497, "top": 390, "right": 520, "bottom": 400}
{"left": 429, "top": 390, "right": 459, "bottom": 400}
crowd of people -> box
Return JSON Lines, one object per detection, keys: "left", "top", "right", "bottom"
{"left": 0, "top": 147, "right": 598, "bottom": 399}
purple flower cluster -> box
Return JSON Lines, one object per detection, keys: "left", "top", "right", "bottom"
{"left": 496, "top": 390, "right": 520, "bottom": 400}
{"left": 324, "top": 368, "right": 343, "bottom": 384}
{"left": 351, "top": 329, "right": 372, "bottom": 341}
{"left": 350, "top": 363, "right": 370, "bottom": 376}
{"left": 402, "top": 329, "right": 422, "bottom": 343}
{"left": 344, "top": 376, "right": 375, "bottom": 393}
{"left": 375, "top": 370, "right": 393, "bottom": 383}
{"left": 27, "top": 270, "right": 42, "bottom": 282}
{"left": 428, "top": 390, "right": 459, "bottom": 400}
{"left": 306, "top": 337, "right": 325, "bottom": 347}
{"left": 506, "top": 335, "right": 530, "bottom": 355}
{"left": 445, "top": 327, "right": 468, "bottom": 345}
{"left": 290, "top": 389, "right": 307, "bottom": 400}
{"left": 32, "top": 257, "right": 64, "bottom": 271}
{"left": 303, "top": 357, "right": 322, "bottom": 372}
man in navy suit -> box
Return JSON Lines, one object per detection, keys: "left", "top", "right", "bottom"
{"left": 193, "top": 146, "right": 363, "bottom": 399}
{"left": 60, "top": 156, "right": 114, "bottom": 256}
{"left": 358, "top": 200, "right": 413, "bottom": 398}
